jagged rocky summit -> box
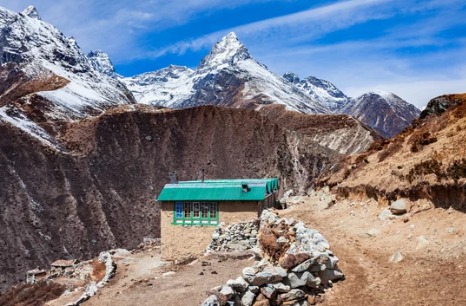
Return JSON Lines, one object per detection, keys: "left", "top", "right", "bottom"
{"left": 124, "top": 31, "right": 420, "bottom": 138}
{"left": 122, "top": 32, "right": 330, "bottom": 114}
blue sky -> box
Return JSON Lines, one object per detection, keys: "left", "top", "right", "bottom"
{"left": 1, "top": 0, "right": 466, "bottom": 108}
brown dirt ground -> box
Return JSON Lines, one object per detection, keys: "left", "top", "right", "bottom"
{"left": 50, "top": 194, "right": 466, "bottom": 306}
{"left": 279, "top": 195, "right": 466, "bottom": 306}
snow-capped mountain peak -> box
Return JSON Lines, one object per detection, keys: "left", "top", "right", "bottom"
{"left": 198, "top": 31, "right": 251, "bottom": 69}
{"left": 123, "top": 32, "right": 331, "bottom": 114}
{"left": 88, "top": 50, "right": 116, "bottom": 77}
{"left": 284, "top": 73, "right": 350, "bottom": 111}
{"left": 0, "top": 5, "right": 134, "bottom": 129}
{"left": 342, "top": 91, "right": 420, "bottom": 138}
{"left": 21, "top": 5, "right": 40, "bottom": 20}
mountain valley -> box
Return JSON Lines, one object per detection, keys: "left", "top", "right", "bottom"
{"left": 0, "top": 4, "right": 464, "bottom": 306}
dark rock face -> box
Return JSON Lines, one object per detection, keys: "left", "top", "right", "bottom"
{"left": 419, "top": 94, "right": 466, "bottom": 119}
{"left": 1, "top": 105, "right": 359, "bottom": 290}
{"left": 342, "top": 92, "right": 420, "bottom": 138}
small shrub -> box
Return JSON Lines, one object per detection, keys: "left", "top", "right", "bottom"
{"left": 410, "top": 132, "right": 437, "bottom": 152}
{"left": 378, "top": 141, "right": 403, "bottom": 162}
{"left": 91, "top": 258, "right": 107, "bottom": 282}
{"left": 406, "top": 159, "right": 443, "bottom": 183}
{"left": 0, "top": 280, "right": 66, "bottom": 306}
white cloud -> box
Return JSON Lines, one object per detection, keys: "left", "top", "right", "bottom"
{"left": 0, "top": 0, "right": 272, "bottom": 58}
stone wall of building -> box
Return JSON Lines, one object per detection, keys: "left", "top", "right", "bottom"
{"left": 160, "top": 201, "right": 260, "bottom": 260}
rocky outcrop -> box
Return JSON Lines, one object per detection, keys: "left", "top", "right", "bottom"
{"left": 419, "top": 93, "right": 466, "bottom": 119}
{"left": 202, "top": 210, "right": 344, "bottom": 306}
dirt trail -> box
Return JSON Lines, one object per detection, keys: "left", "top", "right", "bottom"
{"left": 280, "top": 195, "right": 466, "bottom": 306}
{"left": 62, "top": 194, "right": 466, "bottom": 306}
{"left": 82, "top": 248, "right": 251, "bottom": 306}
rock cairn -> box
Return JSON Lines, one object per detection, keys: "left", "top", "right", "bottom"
{"left": 202, "top": 210, "right": 344, "bottom": 306}
{"left": 207, "top": 220, "right": 260, "bottom": 252}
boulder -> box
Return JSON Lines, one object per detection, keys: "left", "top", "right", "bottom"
{"left": 242, "top": 267, "right": 283, "bottom": 286}
{"left": 318, "top": 269, "right": 344, "bottom": 285}
{"left": 260, "top": 284, "right": 276, "bottom": 299}
{"left": 202, "top": 295, "right": 221, "bottom": 306}
{"left": 390, "top": 199, "right": 408, "bottom": 215}
{"left": 219, "top": 285, "right": 235, "bottom": 301}
{"left": 287, "top": 271, "right": 316, "bottom": 289}
{"left": 291, "top": 258, "right": 315, "bottom": 273}
{"left": 241, "top": 290, "right": 256, "bottom": 306}
{"left": 280, "top": 289, "right": 306, "bottom": 302}
{"left": 270, "top": 282, "right": 291, "bottom": 293}
{"left": 227, "top": 276, "right": 249, "bottom": 292}
{"left": 280, "top": 253, "right": 310, "bottom": 270}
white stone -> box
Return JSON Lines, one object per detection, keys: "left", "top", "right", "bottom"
{"left": 389, "top": 251, "right": 404, "bottom": 263}
{"left": 241, "top": 290, "right": 256, "bottom": 306}
{"left": 219, "top": 285, "right": 235, "bottom": 300}
{"left": 416, "top": 236, "right": 430, "bottom": 250}
{"left": 378, "top": 208, "right": 393, "bottom": 220}
{"left": 162, "top": 271, "right": 176, "bottom": 277}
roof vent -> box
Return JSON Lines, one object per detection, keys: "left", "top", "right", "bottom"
{"left": 169, "top": 171, "right": 178, "bottom": 184}
{"left": 242, "top": 183, "right": 250, "bottom": 192}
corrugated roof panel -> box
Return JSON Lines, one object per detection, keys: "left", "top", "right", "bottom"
{"left": 157, "top": 178, "right": 278, "bottom": 201}
{"left": 158, "top": 184, "right": 267, "bottom": 201}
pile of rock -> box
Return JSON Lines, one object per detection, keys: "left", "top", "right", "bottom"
{"left": 202, "top": 210, "right": 344, "bottom": 306}
{"left": 207, "top": 220, "right": 260, "bottom": 252}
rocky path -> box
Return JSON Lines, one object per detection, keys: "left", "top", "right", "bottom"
{"left": 281, "top": 195, "right": 466, "bottom": 305}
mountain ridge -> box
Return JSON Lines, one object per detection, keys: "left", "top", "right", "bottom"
{"left": 123, "top": 32, "right": 420, "bottom": 137}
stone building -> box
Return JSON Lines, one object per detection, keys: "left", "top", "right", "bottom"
{"left": 157, "top": 178, "right": 279, "bottom": 260}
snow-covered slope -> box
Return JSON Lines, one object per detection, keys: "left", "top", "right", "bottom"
{"left": 123, "top": 65, "right": 195, "bottom": 105}
{"left": 0, "top": 5, "right": 134, "bottom": 121}
{"left": 341, "top": 91, "right": 420, "bottom": 138}
{"left": 283, "top": 72, "right": 350, "bottom": 111}
{"left": 123, "top": 32, "right": 330, "bottom": 114}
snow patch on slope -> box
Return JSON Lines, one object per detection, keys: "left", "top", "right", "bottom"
{"left": 0, "top": 106, "right": 61, "bottom": 149}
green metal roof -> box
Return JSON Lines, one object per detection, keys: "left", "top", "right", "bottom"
{"left": 157, "top": 178, "right": 279, "bottom": 201}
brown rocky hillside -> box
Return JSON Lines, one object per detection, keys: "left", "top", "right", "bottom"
{"left": 0, "top": 105, "right": 375, "bottom": 291}
{"left": 322, "top": 93, "right": 466, "bottom": 211}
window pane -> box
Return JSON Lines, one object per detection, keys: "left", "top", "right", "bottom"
{"left": 175, "top": 202, "right": 183, "bottom": 218}
{"left": 184, "top": 202, "right": 191, "bottom": 218}
{"left": 209, "top": 202, "right": 217, "bottom": 218}
{"left": 201, "top": 202, "right": 209, "bottom": 218}
{"left": 193, "top": 202, "right": 200, "bottom": 218}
